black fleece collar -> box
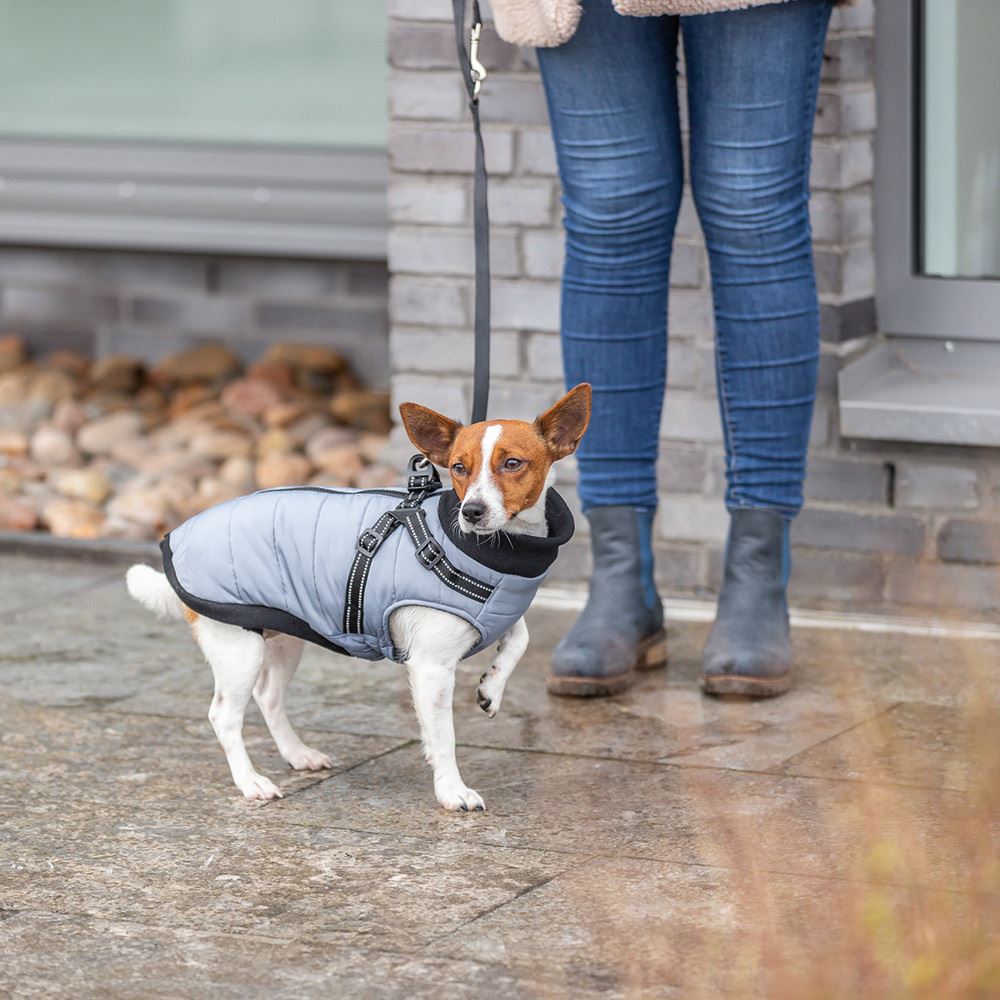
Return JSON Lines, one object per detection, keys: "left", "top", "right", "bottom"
{"left": 436, "top": 488, "right": 575, "bottom": 578}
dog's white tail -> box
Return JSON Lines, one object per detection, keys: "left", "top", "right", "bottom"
{"left": 126, "top": 564, "right": 185, "bottom": 621}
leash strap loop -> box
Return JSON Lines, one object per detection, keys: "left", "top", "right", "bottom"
{"left": 453, "top": 0, "right": 491, "bottom": 424}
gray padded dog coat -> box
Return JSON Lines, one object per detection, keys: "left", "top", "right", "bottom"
{"left": 160, "top": 465, "right": 574, "bottom": 663}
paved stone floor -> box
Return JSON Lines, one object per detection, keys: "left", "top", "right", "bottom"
{"left": 1, "top": 552, "right": 998, "bottom": 998}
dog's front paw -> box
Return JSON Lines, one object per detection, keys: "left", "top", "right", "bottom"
{"left": 477, "top": 670, "right": 504, "bottom": 719}
{"left": 284, "top": 745, "right": 334, "bottom": 771}
{"left": 435, "top": 778, "right": 485, "bottom": 812}
{"left": 238, "top": 772, "right": 283, "bottom": 801}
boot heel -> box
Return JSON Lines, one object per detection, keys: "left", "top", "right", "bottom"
{"left": 636, "top": 630, "right": 667, "bottom": 672}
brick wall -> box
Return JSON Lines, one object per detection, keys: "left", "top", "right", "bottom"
{"left": 0, "top": 249, "right": 389, "bottom": 388}
{"left": 387, "top": 0, "right": 1000, "bottom": 618}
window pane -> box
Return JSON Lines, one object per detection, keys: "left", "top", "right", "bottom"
{"left": 920, "top": 0, "right": 1000, "bottom": 279}
{"left": 0, "top": 0, "right": 385, "bottom": 148}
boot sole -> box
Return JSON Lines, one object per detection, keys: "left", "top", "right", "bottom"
{"left": 701, "top": 671, "right": 791, "bottom": 698}
{"left": 546, "top": 629, "right": 668, "bottom": 698}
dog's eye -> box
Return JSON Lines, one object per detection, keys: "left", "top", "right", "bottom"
{"left": 451, "top": 462, "right": 466, "bottom": 476}
{"left": 502, "top": 458, "right": 524, "bottom": 471}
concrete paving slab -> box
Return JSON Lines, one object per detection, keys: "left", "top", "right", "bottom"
{"left": 2, "top": 553, "right": 999, "bottom": 997}
{"left": 429, "top": 855, "right": 994, "bottom": 998}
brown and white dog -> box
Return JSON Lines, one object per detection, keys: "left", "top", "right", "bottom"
{"left": 126, "top": 384, "right": 590, "bottom": 811}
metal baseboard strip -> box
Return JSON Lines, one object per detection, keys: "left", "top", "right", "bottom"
{"left": 535, "top": 586, "right": 1000, "bottom": 642}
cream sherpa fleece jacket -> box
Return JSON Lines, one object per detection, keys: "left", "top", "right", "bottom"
{"left": 491, "top": 0, "right": 853, "bottom": 48}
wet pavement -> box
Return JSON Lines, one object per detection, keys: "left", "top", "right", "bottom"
{"left": 1, "top": 551, "right": 998, "bottom": 998}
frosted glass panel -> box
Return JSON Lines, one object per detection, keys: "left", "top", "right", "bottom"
{"left": 920, "top": 0, "right": 1000, "bottom": 279}
{"left": 0, "top": 0, "right": 385, "bottom": 148}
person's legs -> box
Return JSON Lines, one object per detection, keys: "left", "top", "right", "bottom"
{"left": 683, "top": 0, "right": 833, "bottom": 695}
{"left": 537, "top": 0, "right": 681, "bottom": 695}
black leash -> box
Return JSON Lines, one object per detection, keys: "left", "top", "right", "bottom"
{"left": 452, "top": 0, "right": 491, "bottom": 425}
{"left": 343, "top": 6, "right": 495, "bottom": 633}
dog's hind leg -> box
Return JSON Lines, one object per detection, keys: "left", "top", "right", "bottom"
{"left": 254, "top": 634, "right": 332, "bottom": 772}
{"left": 194, "top": 616, "right": 281, "bottom": 801}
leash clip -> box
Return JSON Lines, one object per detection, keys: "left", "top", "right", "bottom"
{"left": 469, "top": 21, "right": 486, "bottom": 100}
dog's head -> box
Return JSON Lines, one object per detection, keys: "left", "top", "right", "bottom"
{"left": 399, "top": 384, "right": 591, "bottom": 535}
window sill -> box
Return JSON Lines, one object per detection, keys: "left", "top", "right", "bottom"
{"left": 838, "top": 336, "right": 1000, "bottom": 447}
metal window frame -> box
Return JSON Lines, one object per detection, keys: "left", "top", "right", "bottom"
{"left": 0, "top": 137, "right": 387, "bottom": 259}
{"left": 875, "top": 0, "right": 1000, "bottom": 341}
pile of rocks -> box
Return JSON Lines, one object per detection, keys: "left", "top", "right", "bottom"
{"left": 0, "top": 335, "right": 396, "bottom": 541}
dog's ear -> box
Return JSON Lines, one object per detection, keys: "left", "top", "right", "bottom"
{"left": 534, "top": 383, "right": 592, "bottom": 460}
{"left": 398, "top": 402, "right": 463, "bottom": 467}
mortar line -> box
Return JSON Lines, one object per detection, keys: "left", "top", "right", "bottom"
{"left": 772, "top": 701, "right": 902, "bottom": 771}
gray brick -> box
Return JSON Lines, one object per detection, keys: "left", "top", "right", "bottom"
{"left": 937, "top": 519, "right": 1000, "bottom": 566}
{"left": 792, "top": 508, "right": 926, "bottom": 556}
{"left": 653, "top": 543, "right": 705, "bottom": 593}
{"left": 810, "top": 142, "right": 842, "bottom": 190}
{"left": 667, "top": 291, "right": 713, "bottom": 337}
{"left": 546, "top": 535, "right": 591, "bottom": 582}
{"left": 389, "top": 124, "right": 514, "bottom": 175}
{"left": 789, "top": 550, "right": 884, "bottom": 605}
{"left": 674, "top": 192, "right": 701, "bottom": 241}
{"left": 885, "top": 561, "right": 1000, "bottom": 614}
{"left": 389, "top": 70, "right": 465, "bottom": 121}
{"left": 391, "top": 375, "right": 467, "bottom": 420}
{"left": 666, "top": 338, "right": 697, "bottom": 389}
{"left": 388, "top": 179, "right": 468, "bottom": 225}
{"left": 809, "top": 192, "right": 841, "bottom": 244}
{"left": 810, "top": 397, "right": 832, "bottom": 448}
{"left": 669, "top": 241, "right": 703, "bottom": 288}
{"left": 657, "top": 494, "right": 729, "bottom": 544}
{"left": 656, "top": 444, "right": 707, "bottom": 494}
{"left": 387, "top": 0, "right": 450, "bottom": 20}
{"left": 804, "top": 457, "right": 889, "bottom": 504}
{"left": 388, "top": 227, "right": 519, "bottom": 278}
{"left": 217, "top": 259, "right": 340, "bottom": 298}
{"left": 813, "top": 90, "right": 841, "bottom": 137}
{"left": 488, "top": 180, "right": 554, "bottom": 227}
{"left": 830, "top": 0, "right": 874, "bottom": 31}
{"left": 814, "top": 250, "right": 843, "bottom": 296}
{"left": 390, "top": 327, "right": 519, "bottom": 378}
{"left": 130, "top": 295, "right": 248, "bottom": 333}
{"left": 895, "top": 463, "right": 979, "bottom": 510}
{"left": 389, "top": 277, "right": 467, "bottom": 326}
{"left": 822, "top": 36, "right": 875, "bottom": 84}
{"left": 254, "top": 301, "right": 385, "bottom": 336}
{"left": 479, "top": 77, "right": 551, "bottom": 127}
{"left": 842, "top": 137, "right": 874, "bottom": 187}
{"left": 526, "top": 332, "right": 562, "bottom": 376}
{"left": 843, "top": 244, "right": 875, "bottom": 298}
{"left": 661, "top": 392, "right": 722, "bottom": 444}
{"left": 344, "top": 262, "right": 389, "bottom": 300}
{"left": 491, "top": 279, "right": 560, "bottom": 331}
{"left": 388, "top": 21, "right": 522, "bottom": 71}
{"left": 844, "top": 189, "right": 874, "bottom": 241}
{"left": 1, "top": 286, "right": 118, "bottom": 326}
{"left": 841, "top": 86, "right": 877, "bottom": 134}
{"left": 820, "top": 297, "right": 876, "bottom": 343}
{"left": 522, "top": 229, "right": 564, "bottom": 279}
{"left": 486, "top": 382, "right": 563, "bottom": 421}
{"left": 517, "top": 129, "right": 557, "bottom": 176}
{"left": 0, "top": 248, "right": 96, "bottom": 288}
{"left": 95, "top": 253, "right": 209, "bottom": 292}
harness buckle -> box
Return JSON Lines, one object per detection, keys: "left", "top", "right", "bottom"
{"left": 356, "top": 529, "right": 384, "bottom": 556}
{"left": 414, "top": 536, "right": 445, "bottom": 569}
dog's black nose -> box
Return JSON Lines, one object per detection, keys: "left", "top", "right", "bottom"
{"left": 462, "top": 501, "right": 485, "bottom": 523}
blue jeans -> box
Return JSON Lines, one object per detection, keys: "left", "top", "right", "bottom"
{"left": 537, "top": 0, "right": 833, "bottom": 516}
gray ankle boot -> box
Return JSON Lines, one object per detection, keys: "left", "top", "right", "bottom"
{"left": 702, "top": 508, "right": 792, "bottom": 697}
{"left": 548, "top": 506, "right": 667, "bottom": 697}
